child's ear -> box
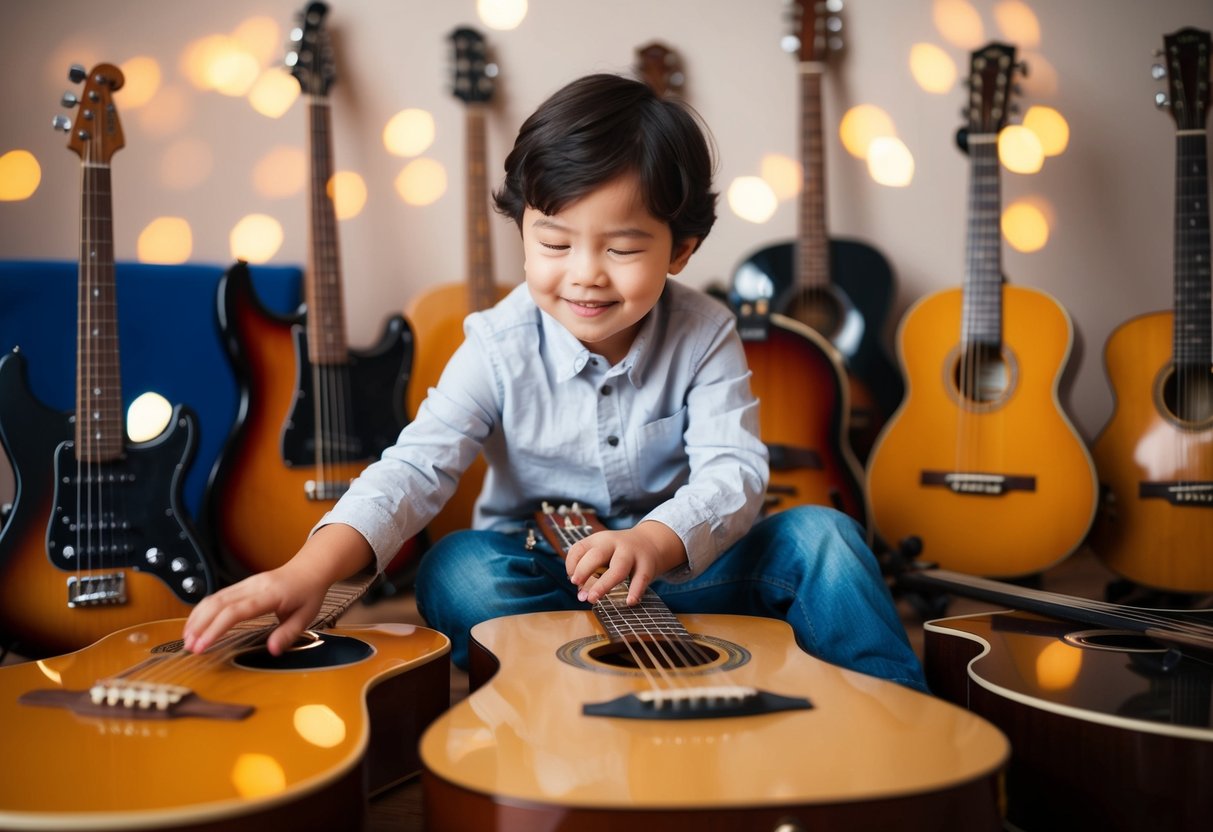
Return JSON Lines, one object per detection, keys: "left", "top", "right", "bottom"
{"left": 667, "top": 237, "right": 699, "bottom": 275}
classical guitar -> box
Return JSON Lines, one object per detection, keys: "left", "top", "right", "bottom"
{"left": 207, "top": 1, "right": 416, "bottom": 578}
{"left": 0, "top": 63, "right": 213, "bottom": 657}
{"left": 728, "top": 0, "right": 902, "bottom": 461}
{"left": 419, "top": 503, "right": 1008, "bottom": 831}
{"left": 865, "top": 42, "right": 1097, "bottom": 577}
{"left": 907, "top": 567, "right": 1213, "bottom": 831}
{"left": 0, "top": 576, "right": 450, "bottom": 831}
{"left": 1090, "top": 27, "right": 1213, "bottom": 594}
{"left": 404, "top": 26, "right": 513, "bottom": 543}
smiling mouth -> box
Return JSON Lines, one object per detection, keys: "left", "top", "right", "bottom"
{"left": 564, "top": 298, "right": 617, "bottom": 317}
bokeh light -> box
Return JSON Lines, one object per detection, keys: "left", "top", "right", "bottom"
{"left": 867, "top": 137, "right": 915, "bottom": 187}
{"left": 477, "top": 0, "right": 528, "bottom": 31}
{"left": 328, "top": 171, "right": 368, "bottom": 220}
{"left": 1035, "top": 639, "right": 1082, "bottom": 690}
{"left": 232, "top": 16, "right": 281, "bottom": 65}
{"left": 1002, "top": 200, "right": 1050, "bottom": 252}
{"left": 1023, "top": 106, "right": 1070, "bottom": 156}
{"left": 117, "top": 56, "right": 161, "bottom": 109}
{"left": 137, "top": 217, "right": 193, "bottom": 264}
{"left": 994, "top": 1, "right": 1041, "bottom": 49}
{"left": 230, "top": 754, "right": 286, "bottom": 798}
{"left": 760, "top": 153, "right": 801, "bottom": 201}
{"left": 248, "top": 67, "right": 300, "bottom": 118}
{"left": 135, "top": 84, "right": 189, "bottom": 138}
{"left": 127, "top": 392, "right": 173, "bottom": 442}
{"left": 394, "top": 158, "right": 447, "bottom": 206}
{"left": 253, "top": 146, "right": 307, "bottom": 199}
{"left": 932, "top": 0, "right": 984, "bottom": 50}
{"left": 839, "top": 104, "right": 896, "bottom": 160}
{"left": 727, "top": 176, "right": 778, "bottom": 224}
{"left": 181, "top": 34, "right": 259, "bottom": 96}
{"left": 383, "top": 109, "right": 436, "bottom": 157}
{"left": 909, "top": 43, "right": 958, "bottom": 94}
{"left": 998, "top": 124, "right": 1044, "bottom": 174}
{"left": 0, "top": 150, "right": 42, "bottom": 201}
{"left": 230, "top": 214, "right": 284, "bottom": 263}
{"left": 158, "top": 138, "right": 213, "bottom": 191}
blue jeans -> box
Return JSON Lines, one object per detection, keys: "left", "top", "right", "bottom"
{"left": 414, "top": 505, "right": 927, "bottom": 692}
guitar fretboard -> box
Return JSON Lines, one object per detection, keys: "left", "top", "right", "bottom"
{"left": 961, "top": 137, "right": 1004, "bottom": 349}
{"left": 1173, "top": 132, "right": 1211, "bottom": 367}
{"left": 798, "top": 65, "right": 830, "bottom": 291}
{"left": 465, "top": 104, "right": 496, "bottom": 312}
{"left": 306, "top": 95, "right": 350, "bottom": 366}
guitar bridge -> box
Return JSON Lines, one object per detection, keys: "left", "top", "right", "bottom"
{"left": 1140, "top": 482, "right": 1213, "bottom": 507}
{"left": 583, "top": 685, "right": 812, "bottom": 720}
{"left": 920, "top": 471, "right": 1036, "bottom": 496}
{"left": 67, "top": 573, "right": 127, "bottom": 607}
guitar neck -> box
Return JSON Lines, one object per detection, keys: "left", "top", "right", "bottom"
{"left": 306, "top": 95, "right": 350, "bottom": 365}
{"left": 798, "top": 66, "right": 830, "bottom": 290}
{"left": 1173, "top": 133, "right": 1211, "bottom": 367}
{"left": 961, "top": 137, "right": 1004, "bottom": 349}
{"left": 465, "top": 103, "right": 496, "bottom": 312}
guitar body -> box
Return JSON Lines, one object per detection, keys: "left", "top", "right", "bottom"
{"left": 743, "top": 315, "right": 865, "bottom": 522}
{"left": 866, "top": 285, "right": 1097, "bottom": 576}
{"left": 1091, "top": 310, "right": 1213, "bottom": 591}
{"left": 0, "top": 618, "right": 450, "bottom": 831}
{"left": 925, "top": 609, "right": 1213, "bottom": 832}
{"left": 421, "top": 610, "right": 1007, "bottom": 831}
{"left": 0, "top": 351, "right": 211, "bottom": 657}
{"left": 208, "top": 261, "right": 414, "bottom": 576}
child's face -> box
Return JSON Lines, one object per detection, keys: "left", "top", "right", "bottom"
{"left": 522, "top": 173, "right": 696, "bottom": 366}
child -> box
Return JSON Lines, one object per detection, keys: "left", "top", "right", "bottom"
{"left": 184, "top": 73, "right": 925, "bottom": 693}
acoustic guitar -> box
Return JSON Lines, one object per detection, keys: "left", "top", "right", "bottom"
{"left": 206, "top": 2, "right": 416, "bottom": 578}
{"left": 0, "top": 576, "right": 450, "bottom": 831}
{"left": 865, "top": 42, "right": 1097, "bottom": 577}
{"left": 1089, "top": 27, "right": 1213, "bottom": 594}
{"left": 404, "top": 26, "right": 513, "bottom": 543}
{"left": 419, "top": 503, "right": 1008, "bottom": 831}
{"left": 0, "top": 63, "right": 214, "bottom": 657}
{"left": 728, "top": 0, "right": 902, "bottom": 461}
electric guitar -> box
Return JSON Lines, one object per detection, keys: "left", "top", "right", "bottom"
{"left": 865, "top": 42, "right": 1097, "bottom": 577}
{"left": 0, "top": 576, "right": 450, "bottom": 830}
{"left": 1089, "top": 27, "right": 1213, "bottom": 594}
{"left": 633, "top": 40, "right": 685, "bottom": 99}
{"left": 0, "top": 63, "right": 213, "bottom": 657}
{"left": 419, "top": 503, "right": 1008, "bottom": 831}
{"left": 728, "top": 0, "right": 902, "bottom": 461}
{"left": 207, "top": 2, "right": 416, "bottom": 578}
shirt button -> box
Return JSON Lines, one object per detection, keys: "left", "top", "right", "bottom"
{"left": 600, "top": 385, "right": 612, "bottom": 396}
{"left": 606, "top": 435, "right": 619, "bottom": 447}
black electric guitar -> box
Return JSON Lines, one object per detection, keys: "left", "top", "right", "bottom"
{"left": 0, "top": 63, "right": 213, "bottom": 657}
{"left": 207, "top": 1, "right": 416, "bottom": 578}
{"left": 728, "top": 0, "right": 901, "bottom": 461}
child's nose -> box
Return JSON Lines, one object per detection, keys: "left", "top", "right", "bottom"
{"left": 571, "top": 250, "right": 608, "bottom": 285}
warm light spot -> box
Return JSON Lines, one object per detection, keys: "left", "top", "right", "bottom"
{"left": 117, "top": 56, "right": 161, "bottom": 109}
{"left": 294, "top": 704, "right": 347, "bottom": 748}
{"left": 328, "top": 171, "right": 368, "bottom": 219}
{"left": 210, "top": 49, "right": 261, "bottom": 97}
{"left": 127, "top": 392, "right": 173, "bottom": 442}
{"left": 158, "top": 138, "right": 213, "bottom": 191}
{"left": 232, "top": 16, "right": 281, "bottom": 65}
{"left": 838, "top": 104, "right": 896, "bottom": 160}
{"left": 994, "top": 1, "right": 1041, "bottom": 49}
{"left": 1019, "top": 51, "right": 1059, "bottom": 98}
{"left": 253, "top": 146, "right": 307, "bottom": 199}
{"left": 137, "top": 217, "right": 193, "bottom": 264}
{"left": 1034, "top": 640, "right": 1082, "bottom": 690}
{"left": 909, "top": 43, "right": 957, "bottom": 94}
{"left": 0, "top": 150, "right": 42, "bottom": 201}
{"left": 998, "top": 124, "right": 1044, "bottom": 174}
{"left": 760, "top": 153, "right": 801, "bottom": 201}
{"left": 932, "top": 0, "right": 984, "bottom": 49}
{"left": 395, "top": 158, "right": 448, "bottom": 206}
{"left": 181, "top": 34, "right": 236, "bottom": 90}
{"left": 230, "top": 214, "right": 284, "bottom": 263}
{"left": 1002, "top": 200, "right": 1050, "bottom": 252}
{"left": 34, "top": 660, "right": 62, "bottom": 685}
{"left": 383, "top": 109, "right": 436, "bottom": 157}
{"left": 727, "top": 176, "right": 778, "bottom": 224}
{"left": 867, "top": 137, "right": 915, "bottom": 187}
{"left": 230, "top": 753, "right": 286, "bottom": 798}
{"left": 1023, "top": 106, "right": 1069, "bottom": 156}
{"left": 182, "top": 34, "right": 259, "bottom": 96}
{"left": 136, "top": 84, "right": 189, "bottom": 138}
{"left": 248, "top": 67, "right": 300, "bottom": 118}
{"left": 477, "top": 0, "right": 528, "bottom": 31}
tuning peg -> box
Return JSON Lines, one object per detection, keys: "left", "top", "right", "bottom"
{"left": 51, "top": 114, "right": 72, "bottom": 132}
{"left": 1150, "top": 62, "right": 1166, "bottom": 80}
{"left": 60, "top": 92, "right": 79, "bottom": 108}
{"left": 1154, "top": 91, "right": 1169, "bottom": 109}
{"left": 285, "top": 50, "right": 299, "bottom": 68}
{"left": 68, "top": 64, "right": 87, "bottom": 83}
{"left": 484, "top": 62, "right": 499, "bottom": 79}
{"left": 825, "top": 0, "right": 844, "bottom": 11}
{"left": 1015, "top": 60, "right": 1030, "bottom": 78}
{"left": 289, "top": 26, "right": 303, "bottom": 43}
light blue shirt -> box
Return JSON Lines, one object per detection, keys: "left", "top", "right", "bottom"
{"left": 321, "top": 279, "right": 769, "bottom": 581}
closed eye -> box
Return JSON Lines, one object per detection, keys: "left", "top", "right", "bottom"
{"left": 540, "top": 242, "right": 569, "bottom": 251}
{"left": 609, "top": 249, "right": 643, "bottom": 256}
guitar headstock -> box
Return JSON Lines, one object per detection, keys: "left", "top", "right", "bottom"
{"left": 286, "top": 1, "right": 336, "bottom": 96}
{"left": 634, "top": 41, "right": 685, "bottom": 98}
{"left": 450, "top": 26, "right": 496, "bottom": 105}
{"left": 53, "top": 63, "right": 125, "bottom": 163}
{"left": 965, "top": 42, "right": 1019, "bottom": 137}
{"left": 1160, "top": 27, "right": 1211, "bottom": 131}
{"left": 782, "top": 0, "right": 845, "bottom": 63}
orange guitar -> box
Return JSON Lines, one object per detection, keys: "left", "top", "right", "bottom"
{"left": 0, "top": 577, "right": 449, "bottom": 830}
{"left": 206, "top": 2, "right": 416, "bottom": 578}
{"left": 1090, "top": 27, "right": 1213, "bottom": 593}
{"left": 0, "top": 63, "right": 214, "bottom": 657}
{"left": 419, "top": 503, "right": 1008, "bottom": 831}
{"left": 404, "top": 26, "right": 513, "bottom": 543}
{"left": 866, "top": 42, "right": 1097, "bottom": 577}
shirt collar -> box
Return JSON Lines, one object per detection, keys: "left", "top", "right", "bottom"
{"left": 537, "top": 287, "right": 666, "bottom": 386}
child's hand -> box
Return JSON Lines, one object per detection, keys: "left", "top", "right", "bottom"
{"left": 565, "top": 521, "right": 686, "bottom": 605}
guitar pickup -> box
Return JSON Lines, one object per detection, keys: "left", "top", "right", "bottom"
{"left": 920, "top": 471, "right": 1036, "bottom": 496}
{"left": 1140, "top": 482, "right": 1213, "bottom": 507}
{"left": 67, "top": 573, "right": 127, "bottom": 607}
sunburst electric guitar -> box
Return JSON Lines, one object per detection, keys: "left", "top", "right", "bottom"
{"left": 419, "top": 502, "right": 1008, "bottom": 831}
{"left": 0, "top": 576, "right": 450, "bottom": 831}
{"left": 866, "top": 42, "right": 1097, "bottom": 577}
{"left": 0, "top": 63, "right": 213, "bottom": 657}
{"left": 207, "top": 1, "right": 416, "bottom": 578}
{"left": 1090, "top": 27, "right": 1213, "bottom": 594}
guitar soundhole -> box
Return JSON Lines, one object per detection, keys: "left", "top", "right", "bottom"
{"left": 785, "top": 289, "right": 842, "bottom": 339}
{"left": 234, "top": 632, "right": 373, "bottom": 670}
{"left": 1062, "top": 629, "right": 1168, "bottom": 653}
{"left": 1158, "top": 364, "right": 1213, "bottom": 426}
{"left": 952, "top": 344, "right": 1011, "bottom": 406}
{"left": 588, "top": 638, "right": 720, "bottom": 670}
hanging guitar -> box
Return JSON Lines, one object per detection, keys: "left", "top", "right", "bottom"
{"left": 1089, "top": 27, "right": 1213, "bottom": 594}
{"left": 0, "top": 63, "right": 214, "bottom": 657}
{"left": 728, "top": 0, "right": 902, "bottom": 461}
{"left": 419, "top": 502, "right": 1008, "bottom": 831}
{"left": 206, "top": 1, "right": 417, "bottom": 579}
{"left": 865, "top": 41, "right": 1097, "bottom": 577}
{"left": 0, "top": 575, "right": 450, "bottom": 830}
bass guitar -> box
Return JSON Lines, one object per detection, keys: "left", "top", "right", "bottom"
{"left": 0, "top": 63, "right": 213, "bottom": 657}
{"left": 404, "top": 26, "right": 513, "bottom": 543}
{"left": 419, "top": 502, "right": 1008, "bottom": 831}
{"left": 207, "top": 1, "right": 416, "bottom": 578}
{"left": 728, "top": 0, "right": 902, "bottom": 461}
{"left": 0, "top": 576, "right": 450, "bottom": 831}
{"left": 1090, "top": 27, "right": 1213, "bottom": 593}
{"left": 865, "top": 41, "right": 1097, "bottom": 577}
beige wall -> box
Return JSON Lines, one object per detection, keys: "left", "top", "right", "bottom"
{"left": 1, "top": 0, "right": 1211, "bottom": 498}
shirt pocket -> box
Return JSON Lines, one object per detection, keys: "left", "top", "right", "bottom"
{"left": 633, "top": 406, "right": 689, "bottom": 494}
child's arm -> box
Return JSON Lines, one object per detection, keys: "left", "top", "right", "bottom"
{"left": 564, "top": 520, "right": 686, "bottom": 605}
